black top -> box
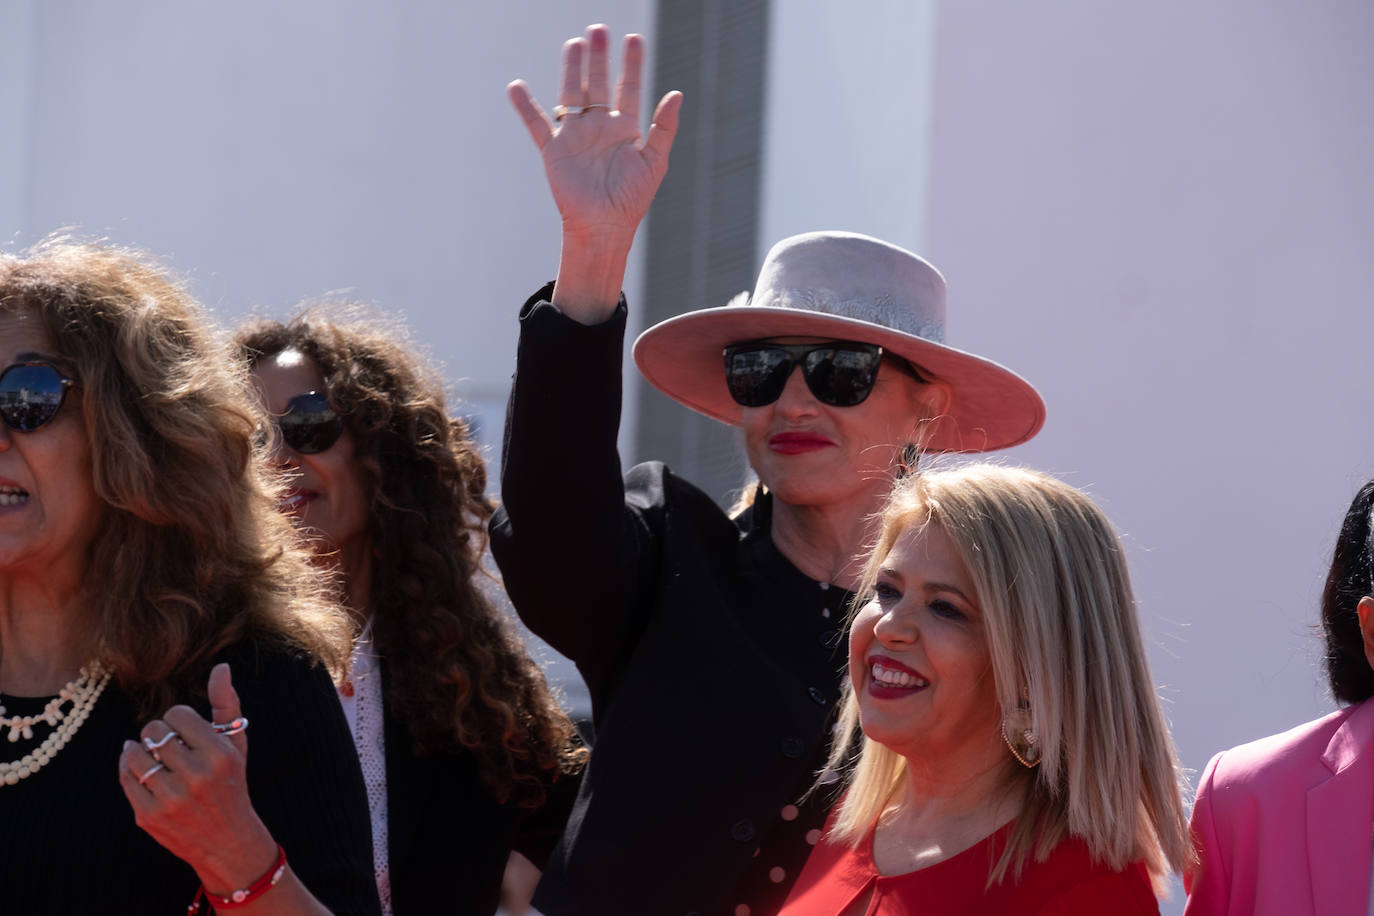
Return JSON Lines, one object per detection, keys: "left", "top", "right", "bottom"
{"left": 490, "top": 288, "right": 851, "bottom": 916}
{"left": 0, "top": 638, "right": 381, "bottom": 915}
{"left": 380, "top": 659, "right": 578, "bottom": 915}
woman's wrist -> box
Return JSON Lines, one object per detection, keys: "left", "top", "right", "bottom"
{"left": 552, "top": 225, "right": 635, "bottom": 323}
{"left": 189, "top": 844, "right": 288, "bottom": 912}
{"left": 192, "top": 825, "right": 281, "bottom": 899}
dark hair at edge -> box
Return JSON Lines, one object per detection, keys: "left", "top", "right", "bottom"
{"left": 1322, "top": 480, "right": 1374, "bottom": 704}
{"left": 237, "top": 309, "right": 586, "bottom": 806}
{"left": 0, "top": 239, "right": 351, "bottom": 717}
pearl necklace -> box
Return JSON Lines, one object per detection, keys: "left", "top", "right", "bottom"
{"left": 0, "top": 661, "right": 112, "bottom": 787}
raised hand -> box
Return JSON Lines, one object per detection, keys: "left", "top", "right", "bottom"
{"left": 509, "top": 24, "right": 682, "bottom": 320}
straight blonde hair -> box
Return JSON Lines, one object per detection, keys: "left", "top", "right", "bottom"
{"left": 823, "top": 464, "right": 1193, "bottom": 891}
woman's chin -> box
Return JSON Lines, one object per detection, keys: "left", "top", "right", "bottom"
{"left": 857, "top": 715, "right": 914, "bottom": 753}
{"left": 764, "top": 475, "right": 849, "bottom": 510}
{"left": 763, "top": 467, "right": 894, "bottom": 512}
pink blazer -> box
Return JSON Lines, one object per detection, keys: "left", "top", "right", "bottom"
{"left": 1185, "top": 698, "right": 1374, "bottom": 915}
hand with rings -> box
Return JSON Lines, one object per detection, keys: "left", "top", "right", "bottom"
{"left": 507, "top": 23, "right": 682, "bottom": 318}
{"left": 138, "top": 729, "right": 182, "bottom": 783}
{"left": 118, "top": 663, "right": 282, "bottom": 904}
{"left": 138, "top": 717, "right": 247, "bottom": 777}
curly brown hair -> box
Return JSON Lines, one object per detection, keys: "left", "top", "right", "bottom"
{"left": 237, "top": 309, "right": 585, "bottom": 806}
{"left": 0, "top": 238, "right": 352, "bottom": 715}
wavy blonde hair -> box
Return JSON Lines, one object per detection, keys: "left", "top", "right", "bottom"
{"left": 238, "top": 309, "right": 586, "bottom": 806}
{"left": 824, "top": 463, "right": 1193, "bottom": 891}
{"left": 0, "top": 238, "right": 351, "bottom": 714}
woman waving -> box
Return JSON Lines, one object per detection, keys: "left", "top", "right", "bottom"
{"left": 494, "top": 24, "right": 1044, "bottom": 914}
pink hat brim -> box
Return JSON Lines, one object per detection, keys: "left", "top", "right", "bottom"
{"left": 633, "top": 306, "right": 1045, "bottom": 454}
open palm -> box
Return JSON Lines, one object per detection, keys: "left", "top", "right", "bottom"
{"left": 509, "top": 26, "right": 682, "bottom": 239}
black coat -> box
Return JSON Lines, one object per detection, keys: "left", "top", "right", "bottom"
{"left": 490, "top": 289, "right": 850, "bottom": 916}
{"left": 379, "top": 660, "right": 577, "bottom": 915}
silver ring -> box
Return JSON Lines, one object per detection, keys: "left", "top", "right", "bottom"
{"left": 137, "top": 762, "right": 166, "bottom": 785}
{"left": 213, "top": 716, "right": 249, "bottom": 737}
{"left": 142, "top": 731, "right": 180, "bottom": 761}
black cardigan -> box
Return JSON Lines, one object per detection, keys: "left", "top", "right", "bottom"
{"left": 379, "top": 660, "right": 577, "bottom": 915}
{"left": 0, "top": 639, "right": 381, "bottom": 915}
{"left": 490, "top": 289, "right": 850, "bottom": 916}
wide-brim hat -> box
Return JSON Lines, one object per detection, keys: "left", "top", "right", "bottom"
{"left": 632, "top": 231, "right": 1045, "bottom": 453}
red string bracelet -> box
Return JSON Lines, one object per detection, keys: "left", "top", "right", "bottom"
{"left": 187, "top": 844, "right": 288, "bottom": 913}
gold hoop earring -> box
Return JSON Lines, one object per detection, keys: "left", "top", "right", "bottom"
{"left": 1001, "top": 697, "right": 1041, "bottom": 769}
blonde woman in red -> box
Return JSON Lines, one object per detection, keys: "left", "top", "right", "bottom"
{"left": 782, "top": 465, "right": 1192, "bottom": 915}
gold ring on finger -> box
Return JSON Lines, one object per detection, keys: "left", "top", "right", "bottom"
{"left": 553, "top": 103, "right": 611, "bottom": 122}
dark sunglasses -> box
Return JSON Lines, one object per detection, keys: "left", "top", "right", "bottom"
{"left": 722, "top": 341, "right": 894, "bottom": 408}
{"left": 268, "top": 391, "right": 344, "bottom": 455}
{"left": 0, "top": 362, "right": 77, "bottom": 432}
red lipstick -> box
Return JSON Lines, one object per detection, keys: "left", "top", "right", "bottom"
{"left": 865, "top": 655, "right": 930, "bottom": 700}
{"left": 769, "top": 432, "right": 835, "bottom": 455}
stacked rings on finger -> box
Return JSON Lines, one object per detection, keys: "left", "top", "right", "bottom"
{"left": 553, "top": 103, "right": 612, "bottom": 121}
{"left": 142, "top": 730, "right": 180, "bottom": 762}
{"left": 137, "top": 762, "right": 166, "bottom": 785}
{"left": 213, "top": 716, "right": 249, "bottom": 737}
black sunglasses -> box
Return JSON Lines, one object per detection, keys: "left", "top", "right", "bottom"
{"left": 0, "top": 362, "right": 77, "bottom": 432}
{"left": 722, "top": 342, "right": 892, "bottom": 408}
{"left": 268, "top": 391, "right": 344, "bottom": 455}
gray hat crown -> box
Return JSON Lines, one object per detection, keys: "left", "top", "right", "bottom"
{"left": 741, "top": 231, "right": 947, "bottom": 345}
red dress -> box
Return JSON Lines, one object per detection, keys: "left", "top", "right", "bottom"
{"left": 780, "top": 819, "right": 1160, "bottom": 916}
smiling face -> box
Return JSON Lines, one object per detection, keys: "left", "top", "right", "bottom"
{"left": 0, "top": 311, "right": 104, "bottom": 579}
{"left": 251, "top": 350, "right": 373, "bottom": 570}
{"left": 739, "top": 339, "right": 937, "bottom": 512}
{"left": 848, "top": 518, "right": 1003, "bottom": 768}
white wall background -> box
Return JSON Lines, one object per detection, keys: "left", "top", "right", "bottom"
{"left": 3, "top": 2, "right": 1373, "bottom": 910}
{"left": 925, "top": 0, "right": 1374, "bottom": 769}
{"left": 928, "top": 3, "right": 1374, "bottom": 910}
{"left": 761, "top": 0, "right": 939, "bottom": 253}
{"left": 1, "top": 0, "right": 653, "bottom": 463}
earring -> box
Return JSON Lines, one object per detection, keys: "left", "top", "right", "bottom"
{"left": 1001, "top": 696, "right": 1041, "bottom": 769}
{"left": 897, "top": 443, "right": 920, "bottom": 477}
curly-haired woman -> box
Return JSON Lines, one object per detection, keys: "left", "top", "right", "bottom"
{"left": 0, "top": 239, "right": 379, "bottom": 914}
{"left": 237, "top": 310, "right": 585, "bottom": 915}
